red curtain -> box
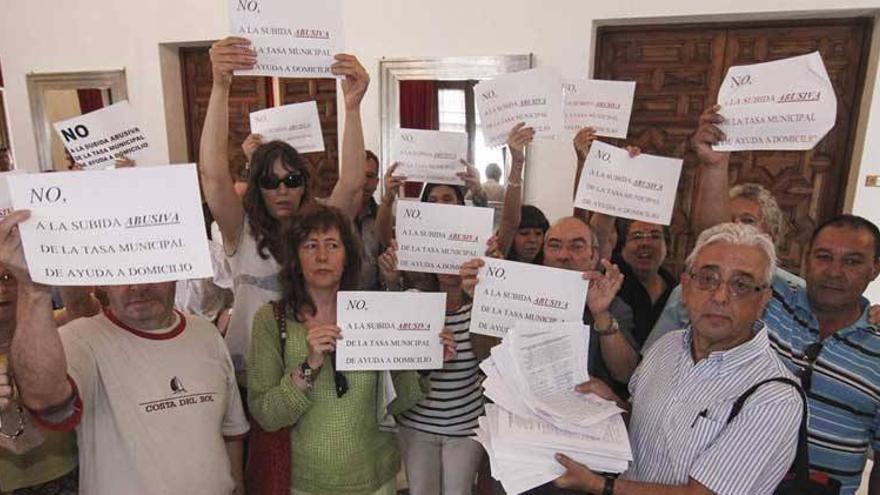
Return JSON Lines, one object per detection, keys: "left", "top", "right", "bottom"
{"left": 399, "top": 81, "right": 438, "bottom": 198}
{"left": 77, "top": 89, "right": 104, "bottom": 114}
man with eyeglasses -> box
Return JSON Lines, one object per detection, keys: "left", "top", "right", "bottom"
{"left": 540, "top": 217, "right": 641, "bottom": 388}
{"left": 610, "top": 220, "right": 676, "bottom": 347}
{"left": 553, "top": 222, "right": 802, "bottom": 495}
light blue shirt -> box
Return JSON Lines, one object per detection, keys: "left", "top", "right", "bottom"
{"left": 626, "top": 323, "right": 802, "bottom": 495}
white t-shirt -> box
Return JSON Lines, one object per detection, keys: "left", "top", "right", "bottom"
{"left": 225, "top": 221, "right": 282, "bottom": 376}
{"left": 50, "top": 310, "right": 249, "bottom": 495}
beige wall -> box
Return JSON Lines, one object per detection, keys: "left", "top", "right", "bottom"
{"left": 2, "top": 1, "right": 880, "bottom": 297}
{"left": 43, "top": 89, "right": 82, "bottom": 170}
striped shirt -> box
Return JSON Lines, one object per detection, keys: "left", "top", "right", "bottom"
{"left": 626, "top": 323, "right": 802, "bottom": 495}
{"left": 397, "top": 304, "right": 485, "bottom": 436}
{"left": 765, "top": 279, "right": 880, "bottom": 494}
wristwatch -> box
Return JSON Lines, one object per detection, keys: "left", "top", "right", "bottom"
{"left": 594, "top": 316, "right": 619, "bottom": 336}
{"left": 300, "top": 361, "right": 319, "bottom": 391}
{"left": 602, "top": 474, "right": 616, "bottom": 495}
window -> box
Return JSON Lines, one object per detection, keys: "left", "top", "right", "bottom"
{"left": 437, "top": 82, "right": 506, "bottom": 185}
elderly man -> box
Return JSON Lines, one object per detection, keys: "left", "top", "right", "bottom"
{"left": 1, "top": 210, "right": 249, "bottom": 495}
{"left": 555, "top": 222, "right": 803, "bottom": 495}
{"left": 643, "top": 106, "right": 809, "bottom": 350}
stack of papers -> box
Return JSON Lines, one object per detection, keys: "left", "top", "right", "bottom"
{"left": 474, "top": 321, "right": 632, "bottom": 493}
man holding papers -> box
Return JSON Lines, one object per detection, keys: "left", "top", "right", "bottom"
{"left": 553, "top": 223, "right": 802, "bottom": 495}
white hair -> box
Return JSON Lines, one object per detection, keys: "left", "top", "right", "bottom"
{"left": 685, "top": 222, "right": 777, "bottom": 284}
{"left": 728, "top": 183, "right": 786, "bottom": 243}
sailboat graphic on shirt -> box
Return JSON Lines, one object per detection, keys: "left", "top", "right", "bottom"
{"left": 170, "top": 376, "right": 187, "bottom": 394}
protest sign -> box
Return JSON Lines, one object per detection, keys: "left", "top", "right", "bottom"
{"left": 8, "top": 164, "right": 213, "bottom": 285}
{"left": 573, "top": 141, "right": 682, "bottom": 225}
{"left": 396, "top": 201, "right": 494, "bottom": 275}
{"left": 53, "top": 101, "right": 158, "bottom": 170}
{"left": 337, "top": 291, "right": 446, "bottom": 371}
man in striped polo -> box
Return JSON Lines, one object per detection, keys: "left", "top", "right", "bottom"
{"left": 763, "top": 214, "right": 880, "bottom": 494}
{"left": 554, "top": 223, "right": 803, "bottom": 495}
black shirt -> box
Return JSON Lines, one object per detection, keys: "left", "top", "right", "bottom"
{"left": 612, "top": 253, "right": 677, "bottom": 347}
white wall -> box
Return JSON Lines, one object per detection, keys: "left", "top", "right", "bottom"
{"left": 2, "top": 0, "right": 880, "bottom": 294}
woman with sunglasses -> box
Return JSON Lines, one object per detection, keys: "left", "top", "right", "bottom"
{"left": 198, "top": 36, "right": 370, "bottom": 382}
{"left": 248, "top": 204, "right": 454, "bottom": 495}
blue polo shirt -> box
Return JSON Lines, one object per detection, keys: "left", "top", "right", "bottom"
{"left": 765, "top": 278, "right": 880, "bottom": 494}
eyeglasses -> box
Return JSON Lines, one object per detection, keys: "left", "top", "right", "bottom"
{"left": 258, "top": 172, "right": 306, "bottom": 190}
{"left": 688, "top": 267, "right": 767, "bottom": 298}
{"left": 627, "top": 231, "right": 664, "bottom": 242}
{"left": 800, "top": 342, "right": 823, "bottom": 391}
{"left": 545, "top": 240, "right": 596, "bottom": 254}
{"left": 330, "top": 352, "right": 348, "bottom": 398}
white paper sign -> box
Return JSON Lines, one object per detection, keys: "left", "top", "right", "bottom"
{"left": 229, "top": 0, "right": 344, "bottom": 78}
{"left": 470, "top": 258, "right": 587, "bottom": 338}
{"left": 53, "top": 101, "right": 159, "bottom": 171}
{"left": 714, "top": 52, "right": 837, "bottom": 151}
{"left": 392, "top": 129, "right": 468, "bottom": 185}
{"left": 475, "top": 68, "right": 564, "bottom": 147}
{"left": 8, "top": 165, "right": 213, "bottom": 286}
{"left": 0, "top": 171, "right": 22, "bottom": 218}
{"left": 249, "top": 102, "right": 325, "bottom": 153}
{"left": 573, "top": 141, "right": 682, "bottom": 225}
{"left": 337, "top": 291, "right": 446, "bottom": 371}
{"left": 563, "top": 79, "right": 636, "bottom": 139}
{"left": 396, "top": 201, "right": 494, "bottom": 275}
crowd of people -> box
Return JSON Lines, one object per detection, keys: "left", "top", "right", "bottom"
{"left": 0, "top": 34, "right": 879, "bottom": 495}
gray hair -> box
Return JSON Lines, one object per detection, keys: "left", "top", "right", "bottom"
{"left": 728, "top": 183, "right": 786, "bottom": 243}
{"left": 485, "top": 163, "right": 502, "bottom": 181}
{"left": 685, "top": 222, "right": 777, "bottom": 284}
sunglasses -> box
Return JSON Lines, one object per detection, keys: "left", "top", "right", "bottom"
{"left": 258, "top": 172, "right": 306, "bottom": 190}
{"left": 330, "top": 352, "right": 349, "bottom": 398}
{"left": 800, "top": 342, "right": 823, "bottom": 391}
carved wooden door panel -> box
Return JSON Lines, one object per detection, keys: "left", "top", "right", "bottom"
{"left": 279, "top": 78, "right": 339, "bottom": 196}
{"left": 595, "top": 27, "right": 728, "bottom": 275}
{"left": 595, "top": 20, "right": 871, "bottom": 275}
{"left": 180, "top": 47, "right": 270, "bottom": 180}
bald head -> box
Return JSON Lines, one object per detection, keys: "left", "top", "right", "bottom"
{"left": 543, "top": 216, "right": 598, "bottom": 271}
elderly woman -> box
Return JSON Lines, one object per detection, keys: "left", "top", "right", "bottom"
{"left": 248, "top": 204, "right": 453, "bottom": 495}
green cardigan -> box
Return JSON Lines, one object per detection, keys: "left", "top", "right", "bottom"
{"left": 247, "top": 303, "right": 425, "bottom": 495}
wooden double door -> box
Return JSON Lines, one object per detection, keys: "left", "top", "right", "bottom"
{"left": 180, "top": 47, "right": 339, "bottom": 187}
{"left": 595, "top": 19, "right": 872, "bottom": 275}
